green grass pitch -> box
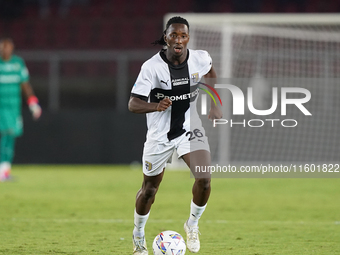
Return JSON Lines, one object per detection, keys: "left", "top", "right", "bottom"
{"left": 0, "top": 165, "right": 339, "bottom": 254}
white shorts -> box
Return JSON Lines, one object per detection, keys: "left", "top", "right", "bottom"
{"left": 142, "top": 128, "right": 210, "bottom": 176}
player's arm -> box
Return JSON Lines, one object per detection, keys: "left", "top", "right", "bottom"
{"left": 204, "top": 65, "right": 222, "bottom": 120}
{"left": 128, "top": 96, "right": 172, "bottom": 114}
{"left": 21, "top": 82, "right": 42, "bottom": 120}
{"left": 130, "top": 63, "right": 172, "bottom": 113}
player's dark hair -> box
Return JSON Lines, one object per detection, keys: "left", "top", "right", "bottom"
{"left": 0, "top": 38, "right": 13, "bottom": 44}
{"left": 152, "top": 16, "right": 190, "bottom": 46}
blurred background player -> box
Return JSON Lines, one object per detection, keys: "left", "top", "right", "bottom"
{"left": 0, "top": 38, "right": 41, "bottom": 181}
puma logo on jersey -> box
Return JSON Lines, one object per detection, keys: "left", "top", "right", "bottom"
{"left": 160, "top": 80, "right": 169, "bottom": 86}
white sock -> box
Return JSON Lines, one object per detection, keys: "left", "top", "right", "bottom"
{"left": 0, "top": 162, "right": 11, "bottom": 173}
{"left": 187, "top": 200, "right": 207, "bottom": 227}
{"left": 133, "top": 209, "right": 150, "bottom": 238}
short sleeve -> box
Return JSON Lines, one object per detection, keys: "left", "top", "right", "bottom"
{"left": 20, "top": 60, "right": 29, "bottom": 83}
{"left": 131, "top": 64, "right": 153, "bottom": 99}
{"left": 197, "top": 50, "right": 212, "bottom": 76}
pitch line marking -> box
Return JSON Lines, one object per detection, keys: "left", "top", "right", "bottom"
{"left": 10, "top": 218, "right": 340, "bottom": 225}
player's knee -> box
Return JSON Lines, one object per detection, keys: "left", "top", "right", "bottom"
{"left": 142, "top": 185, "right": 158, "bottom": 201}
{"left": 196, "top": 178, "right": 211, "bottom": 191}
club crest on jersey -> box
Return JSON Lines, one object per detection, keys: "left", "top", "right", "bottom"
{"left": 191, "top": 72, "right": 199, "bottom": 83}
{"left": 145, "top": 161, "right": 152, "bottom": 171}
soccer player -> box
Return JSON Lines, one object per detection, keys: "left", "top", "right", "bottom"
{"left": 129, "top": 16, "right": 222, "bottom": 254}
{"left": 0, "top": 38, "right": 42, "bottom": 182}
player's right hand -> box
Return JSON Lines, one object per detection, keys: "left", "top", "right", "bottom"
{"left": 156, "top": 98, "right": 172, "bottom": 111}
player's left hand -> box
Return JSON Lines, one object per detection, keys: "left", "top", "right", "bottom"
{"left": 29, "top": 103, "right": 42, "bottom": 120}
{"left": 208, "top": 105, "right": 222, "bottom": 120}
{"left": 27, "top": 96, "right": 42, "bottom": 120}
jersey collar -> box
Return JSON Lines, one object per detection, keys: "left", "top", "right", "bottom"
{"left": 159, "top": 49, "right": 189, "bottom": 70}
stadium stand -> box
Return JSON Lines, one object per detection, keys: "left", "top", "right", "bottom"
{"left": 1, "top": 0, "right": 339, "bottom": 50}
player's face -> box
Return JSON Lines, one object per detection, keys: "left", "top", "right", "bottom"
{"left": 164, "top": 24, "right": 189, "bottom": 57}
{"left": 0, "top": 40, "right": 14, "bottom": 60}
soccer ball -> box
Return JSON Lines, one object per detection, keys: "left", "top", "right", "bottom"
{"left": 152, "top": 230, "right": 186, "bottom": 255}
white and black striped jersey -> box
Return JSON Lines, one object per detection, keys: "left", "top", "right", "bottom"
{"left": 131, "top": 49, "right": 212, "bottom": 142}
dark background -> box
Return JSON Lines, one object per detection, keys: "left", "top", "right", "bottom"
{"left": 0, "top": 0, "right": 337, "bottom": 164}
